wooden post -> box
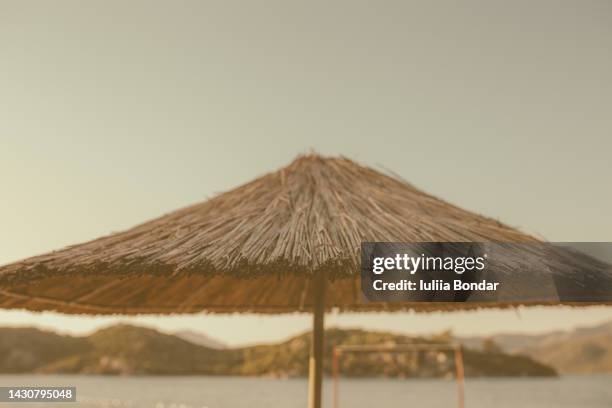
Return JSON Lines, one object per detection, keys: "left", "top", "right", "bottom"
{"left": 308, "top": 270, "right": 327, "bottom": 408}
{"left": 454, "top": 346, "right": 465, "bottom": 408}
{"left": 332, "top": 348, "right": 340, "bottom": 408}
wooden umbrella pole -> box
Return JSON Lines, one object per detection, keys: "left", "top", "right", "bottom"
{"left": 332, "top": 348, "right": 340, "bottom": 408}
{"left": 308, "top": 270, "right": 327, "bottom": 408}
{"left": 454, "top": 346, "right": 465, "bottom": 408}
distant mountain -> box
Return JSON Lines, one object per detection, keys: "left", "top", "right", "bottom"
{"left": 460, "top": 331, "right": 562, "bottom": 354}
{"left": 237, "top": 328, "right": 555, "bottom": 378}
{"left": 459, "top": 320, "right": 612, "bottom": 374}
{"left": 517, "top": 321, "right": 612, "bottom": 374}
{"left": 36, "top": 325, "right": 239, "bottom": 375}
{"left": 174, "top": 330, "right": 226, "bottom": 349}
{"left": 0, "top": 327, "right": 90, "bottom": 373}
{"left": 0, "top": 325, "right": 554, "bottom": 378}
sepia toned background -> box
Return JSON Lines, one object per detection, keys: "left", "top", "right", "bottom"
{"left": 1, "top": 0, "right": 611, "bottom": 346}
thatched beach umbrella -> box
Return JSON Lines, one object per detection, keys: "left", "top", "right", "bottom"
{"left": 0, "top": 154, "right": 609, "bottom": 408}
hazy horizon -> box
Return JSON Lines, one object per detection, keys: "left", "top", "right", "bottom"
{"left": 2, "top": 306, "right": 612, "bottom": 348}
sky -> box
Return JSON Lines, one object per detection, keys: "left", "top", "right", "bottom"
{"left": 0, "top": 0, "right": 611, "bottom": 346}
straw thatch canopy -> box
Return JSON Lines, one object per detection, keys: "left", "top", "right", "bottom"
{"left": 0, "top": 154, "right": 595, "bottom": 315}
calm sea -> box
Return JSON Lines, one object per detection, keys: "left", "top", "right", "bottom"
{"left": 1, "top": 374, "right": 610, "bottom": 408}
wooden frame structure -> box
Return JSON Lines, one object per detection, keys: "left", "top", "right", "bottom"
{"left": 331, "top": 343, "right": 465, "bottom": 408}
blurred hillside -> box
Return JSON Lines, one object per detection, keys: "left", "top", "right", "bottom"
{"left": 460, "top": 320, "right": 612, "bottom": 374}
{"left": 0, "top": 325, "right": 555, "bottom": 378}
